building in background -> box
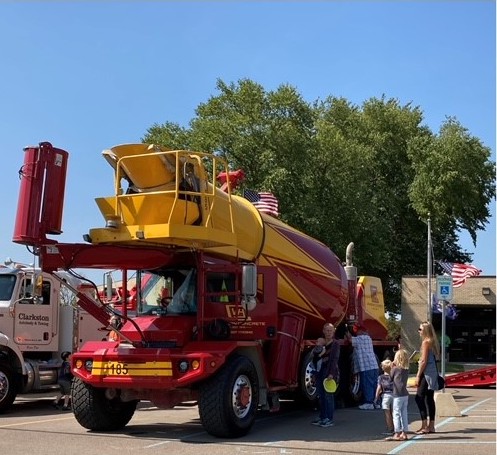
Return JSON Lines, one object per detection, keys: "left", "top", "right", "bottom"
{"left": 401, "top": 276, "right": 496, "bottom": 363}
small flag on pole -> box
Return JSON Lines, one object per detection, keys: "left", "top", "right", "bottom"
{"left": 431, "top": 293, "right": 459, "bottom": 319}
{"left": 243, "top": 189, "right": 280, "bottom": 218}
{"left": 436, "top": 261, "right": 482, "bottom": 288}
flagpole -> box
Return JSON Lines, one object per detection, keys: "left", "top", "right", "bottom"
{"left": 427, "top": 214, "right": 432, "bottom": 323}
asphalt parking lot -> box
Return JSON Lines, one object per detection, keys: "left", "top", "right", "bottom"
{"left": 2, "top": 385, "right": 495, "bottom": 455}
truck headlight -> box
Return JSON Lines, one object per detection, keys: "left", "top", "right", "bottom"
{"left": 85, "top": 360, "right": 93, "bottom": 372}
{"left": 178, "top": 360, "right": 189, "bottom": 373}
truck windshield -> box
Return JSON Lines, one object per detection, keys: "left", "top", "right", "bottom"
{"left": 0, "top": 274, "right": 17, "bottom": 304}
{"left": 137, "top": 269, "right": 197, "bottom": 316}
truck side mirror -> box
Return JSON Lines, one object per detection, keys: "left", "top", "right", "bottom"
{"left": 32, "top": 274, "right": 44, "bottom": 304}
{"left": 34, "top": 274, "right": 43, "bottom": 297}
{"left": 242, "top": 263, "right": 257, "bottom": 312}
{"left": 105, "top": 272, "right": 113, "bottom": 301}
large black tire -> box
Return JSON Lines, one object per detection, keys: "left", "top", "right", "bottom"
{"left": 71, "top": 378, "right": 138, "bottom": 431}
{"left": 0, "top": 364, "right": 17, "bottom": 413}
{"left": 341, "top": 353, "right": 381, "bottom": 407}
{"left": 198, "top": 355, "right": 259, "bottom": 438}
{"left": 349, "top": 373, "right": 362, "bottom": 404}
{"left": 296, "top": 349, "right": 319, "bottom": 406}
{"left": 336, "top": 352, "right": 360, "bottom": 407}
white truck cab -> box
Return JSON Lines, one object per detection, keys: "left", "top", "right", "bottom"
{"left": 0, "top": 262, "right": 103, "bottom": 412}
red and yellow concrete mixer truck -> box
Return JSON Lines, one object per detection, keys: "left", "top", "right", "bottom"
{"left": 12, "top": 141, "right": 394, "bottom": 437}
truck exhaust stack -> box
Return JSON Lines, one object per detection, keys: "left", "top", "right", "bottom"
{"left": 13, "top": 142, "right": 68, "bottom": 246}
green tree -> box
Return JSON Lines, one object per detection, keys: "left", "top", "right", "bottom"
{"left": 143, "top": 79, "right": 495, "bottom": 314}
{"left": 408, "top": 117, "right": 495, "bottom": 245}
{"left": 143, "top": 121, "right": 192, "bottom": 150}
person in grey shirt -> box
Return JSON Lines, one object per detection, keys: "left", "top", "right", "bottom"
{"left": 385, "top": 349, "right": 410, "bottom": 441}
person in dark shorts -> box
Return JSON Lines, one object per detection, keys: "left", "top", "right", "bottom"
{"left": 53, "top": 351, "right": 73, "bottom": 410}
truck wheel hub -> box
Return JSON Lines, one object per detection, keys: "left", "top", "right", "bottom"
{"left": 232, "top": 375, "right": 252, "bottom": 418}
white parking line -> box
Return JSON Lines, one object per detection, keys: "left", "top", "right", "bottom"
{"left": 0, "top": 416, "right": 72, "bottom": 428}
{"left": 387, "top": 398, "right": 496, "bottom": 455}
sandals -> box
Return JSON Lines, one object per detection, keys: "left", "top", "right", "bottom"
{"left": 385, "top": 435, "right": 408, "bottom": 441}
{"left": 415, "top": 428, "right": 435, "bottom": 434}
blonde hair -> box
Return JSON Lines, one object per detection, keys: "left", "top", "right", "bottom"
{"left": 419, "top": 321, "right": 441, "bottom": 358}
{"left": 380, "top": 359, "right": 392, "bottom": 373}
{"left": 393, "top": 349, "right": 410, "bottom": 369}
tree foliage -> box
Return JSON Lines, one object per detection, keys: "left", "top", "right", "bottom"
{"left": 143, "top": 79, "right": 495, "bottom": 314}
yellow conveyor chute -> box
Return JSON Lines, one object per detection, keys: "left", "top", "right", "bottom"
{"left": 88, "top": 144, "right": 265, "bottom": 261}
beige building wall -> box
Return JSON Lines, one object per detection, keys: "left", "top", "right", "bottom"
{"left": 401, "top": 275, "right": 496, "bottom": 358}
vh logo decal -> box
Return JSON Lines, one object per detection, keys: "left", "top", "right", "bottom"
{"left": 225, "top": 305, "right": 251, "bottom": 320}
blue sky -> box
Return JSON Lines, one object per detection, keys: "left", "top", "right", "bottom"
{"left": 1, "top": 1, "right": 495, "bottom": 278}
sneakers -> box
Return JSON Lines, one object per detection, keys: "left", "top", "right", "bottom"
{"left": 358, "top": 403, "right": 375, "bottom": 410}
{"left": 61, "top": 405, "right": 71, "bottom": 411}
{"left": 311, "top": 418, "right": 334, "bottom": 427}
{"left": 319, "top": 418, "right": 334, "bottom": 427}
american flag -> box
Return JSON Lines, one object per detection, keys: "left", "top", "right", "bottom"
{"left": 243, "top": 189, "right": 280, "bottom": 218}
{"left": 436, "top": 261, "right": 482, "bottom": 288}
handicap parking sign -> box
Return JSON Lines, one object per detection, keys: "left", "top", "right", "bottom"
{"left": 436, "top": 276, "right": 453, "bottom": 300}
